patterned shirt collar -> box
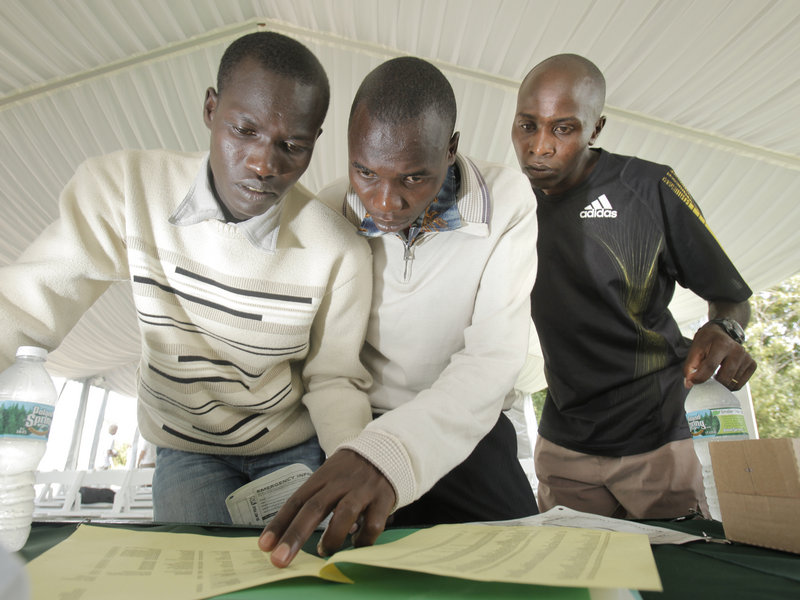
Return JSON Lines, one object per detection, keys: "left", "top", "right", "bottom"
{"left": 168, "top": 154, "right": 284, "bottom": 254}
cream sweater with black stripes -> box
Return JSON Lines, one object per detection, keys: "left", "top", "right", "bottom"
{"left": 0, "top": 150, "right": 373, "bottom": 456}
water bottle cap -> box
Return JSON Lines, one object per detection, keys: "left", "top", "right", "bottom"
{"left": 15, "top": 346, "right": 48, "bottom": 359}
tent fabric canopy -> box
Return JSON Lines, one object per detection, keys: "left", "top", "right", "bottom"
{"left": 1, "top": 0, "right": 798, "bottom": 398}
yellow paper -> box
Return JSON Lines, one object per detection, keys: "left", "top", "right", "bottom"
{"left": 26, "top": 521, "right": 661, "bottom": 599}
{"left": 322, "top": 523, "right": 662, "bottom": 592}
{"left": 26, "top": 525, "right": 351, "bottom": 600}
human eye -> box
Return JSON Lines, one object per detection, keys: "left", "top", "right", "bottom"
{"left": 404, "top": 175, "right": 424, "bottom": 185}
{"left": 284, "top": 141, "right": 310, "bottom": 154}
{"left": 355, "top": 166, "right": 375, "bottom": 179}
{"left": 554, "top": 123, "right": 575, "bottom": 135}
{"left": 231, "top": 123, "right": 255, "bottom": 136}
{"left": 517, "top": 119, "right": 535, "bottom": 132}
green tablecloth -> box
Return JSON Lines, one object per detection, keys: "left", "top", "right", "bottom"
{"left": 640, "top": 519, "right": 800, "bottom": 599}
{"left": 19, "top": 518, "right": 800, "bottom": 599}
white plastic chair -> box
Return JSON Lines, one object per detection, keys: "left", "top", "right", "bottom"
{"left": 34, "top": 470, "right": 85, "bottom": 514}
{"left": 111, "top": 468, "right": 154, "bottom": 517}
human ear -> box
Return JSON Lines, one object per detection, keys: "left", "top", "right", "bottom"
{"left": 588, "top": 116, "right": 606, "bottom": 146}
{"left": 203, "top": 87, "right": 219, "bottom": 130}
{"left": 447, "top": 131, "right": 460, "bottom": 164}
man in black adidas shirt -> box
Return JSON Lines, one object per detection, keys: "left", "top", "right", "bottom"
{"left": 511, "top": 53, "right": 756, "bottom": 519}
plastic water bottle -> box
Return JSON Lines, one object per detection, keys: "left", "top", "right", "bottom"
{"left": 0, "top": 542, "right": 30, "bottom": 599}
{"left": 685, "top": 378, "right": 750, "bottom": 521}
{"left": 0, "top": 347, "right": 58, "bottom": 552}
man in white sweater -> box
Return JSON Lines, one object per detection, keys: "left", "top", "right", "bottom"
{"left": 261, "top": 57, "right": 539, "bottom": 567}
{"left": 0, "top": 32, "right": 373, "bottom": 523}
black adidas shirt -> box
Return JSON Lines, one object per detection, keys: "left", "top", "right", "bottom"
{"left": 532, "top": 149, "right": 751, "bottom": 456}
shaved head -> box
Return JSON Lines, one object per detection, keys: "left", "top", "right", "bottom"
{"left": 521, "top": 54, "right": 606, "bottom": 124}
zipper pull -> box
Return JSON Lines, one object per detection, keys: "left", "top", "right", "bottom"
{"left": 399, "top": 226, "right": 421, "bottom": 283}
{"left": 403, "top": 241, "right": 415, "bottom": 282}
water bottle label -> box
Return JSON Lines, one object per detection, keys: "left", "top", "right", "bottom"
{"left": 0, "top": 400, "right": 54, "bottom": 440}
{"left": 687, "top": 407, "right": 747, "bottom": 438}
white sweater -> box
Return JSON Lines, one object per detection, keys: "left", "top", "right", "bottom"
{"left": 319, "top": 155, "right": 538, "bottom": 508}
{"left": 0, "top": 150, "right": 374, "bottom": 456}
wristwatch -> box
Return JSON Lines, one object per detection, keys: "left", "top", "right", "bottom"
{"left": 707, "top": 317, "right": 745, "bottom": 344}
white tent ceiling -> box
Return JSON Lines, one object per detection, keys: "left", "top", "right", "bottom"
{"left": 1, "top": 0, "right": 798, "bottom": 397}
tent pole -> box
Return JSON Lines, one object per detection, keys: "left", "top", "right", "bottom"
{"left": 87, "top": 387, "right": 110, "bottom": 469}
{"left": 64, "top": 379, "right": 92, "bottom": 471}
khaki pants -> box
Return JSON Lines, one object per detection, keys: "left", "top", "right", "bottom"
{"left": 534, "top": 436, "right": 709, "bottom": 519}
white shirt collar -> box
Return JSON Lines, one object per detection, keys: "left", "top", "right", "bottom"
{"left": 168, "top": 154, "right": 284, "bottom": 254}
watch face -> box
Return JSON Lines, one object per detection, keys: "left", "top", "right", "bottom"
{"left": 713, "top": 318, "right": 744, "bottom": 344}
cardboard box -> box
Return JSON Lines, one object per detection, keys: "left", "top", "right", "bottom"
{"left": 709, "top": 438, "right": 800, "bottom": 554}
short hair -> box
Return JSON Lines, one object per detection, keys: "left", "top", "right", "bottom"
{"left": 216, "top": 31, "right": 330, "bottom": 114}
{"left": 350, "top": 57, "right": 457, "bottom": 134}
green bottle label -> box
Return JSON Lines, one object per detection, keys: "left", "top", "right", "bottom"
{"left": 687, "top": 407, "right": 747, "bottom": 438}
{"left": 0, "top": 400, "right": 54, "bottom": 439}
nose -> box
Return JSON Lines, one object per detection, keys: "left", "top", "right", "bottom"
{"left": 372, "top": 181, "right": 404, "bottom": 212}
{"left": 245, "top": 143, "right": 279, "bottom": 178}
{"left": 528, "top": 129, "right": 554, "bottom": 157}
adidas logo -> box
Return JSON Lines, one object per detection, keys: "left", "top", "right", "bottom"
{"left": 579, "top": 194, "right": 617, "bottom": 219}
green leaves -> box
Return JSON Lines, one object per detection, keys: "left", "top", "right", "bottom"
{"left": 745, "top": 273, "right": 800, "bottom": 439}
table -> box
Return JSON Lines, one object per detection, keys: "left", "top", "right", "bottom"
{"left": 19, "top": 517, "right": 800, "bottom": 599}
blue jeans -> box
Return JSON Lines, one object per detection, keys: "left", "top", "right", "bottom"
{"left": 152, "top": 436, "right": 325, "bottom": 524}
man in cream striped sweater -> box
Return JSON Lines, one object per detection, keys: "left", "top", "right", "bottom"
{"left": 0, "top": 32, "right": 373, "bottom": 523}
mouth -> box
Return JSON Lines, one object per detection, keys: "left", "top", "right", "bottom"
{"left": 523, "top": 164, "right": 553, "bottom": 177}
{"left": 238, "top": 182, "right": 278, "bottom": 198}
{"left": 370, "top": 214, "right": 408, "bottom": 233}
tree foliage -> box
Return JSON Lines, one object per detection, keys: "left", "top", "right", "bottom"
{"left": 744, "top": 273, "right": 800, "bottom": 439}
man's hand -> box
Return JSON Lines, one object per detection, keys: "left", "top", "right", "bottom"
{"left": 684, "top": 322, "right": 756, "bottom": 390}
{"left": 258, "top": 449, "right": 396, "bottom": 568}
